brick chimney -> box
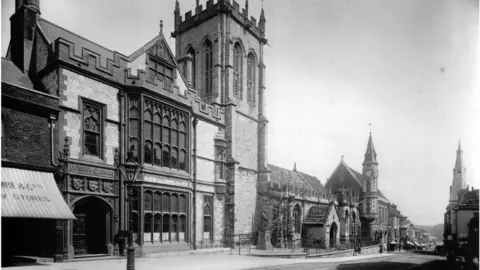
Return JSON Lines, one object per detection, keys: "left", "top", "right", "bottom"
{"left": 9, "top": 0, "right": 40, "bottom": 72}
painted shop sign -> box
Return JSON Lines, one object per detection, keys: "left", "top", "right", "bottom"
{"left": 1, "top": 168, "right": 76, "bottom": 219}
{"left": 2, "top": 181, "right": 51, "bottom": 202}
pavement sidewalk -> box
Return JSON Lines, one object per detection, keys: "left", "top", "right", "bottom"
{"left": 4, "top": 252, "right": 394, "bottom": 270}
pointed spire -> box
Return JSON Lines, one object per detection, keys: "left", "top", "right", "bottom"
{"left": 454, "top": 139, "right": 464, "bottom": 174}
{"left": 245, "top": 0, "right": 249, "bottom": 16}
{"left": 175, "top": 0, "right": 180, "bottom": 10}
{"left": 450, "top": 140, "right": 466, "bottom": 202}
{"left": 259, "top": 2, "right": 266, "bottom": 34}
{"left": 363, "top": 131, "right": 378, "bottom": 165}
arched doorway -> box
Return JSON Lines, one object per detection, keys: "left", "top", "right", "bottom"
{"left": 330, "top": 222, "right": 338, "bottom": 247}
{"left": 72, "top": 196, "right": 112, "bottom": 255}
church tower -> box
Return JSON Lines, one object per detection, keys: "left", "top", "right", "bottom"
{"left": 361, "top": 132, "right": 379, "bottom": 234}
{"left": 172, "top": 0, "right": 269, "bottom": 236}
{"left": 449, "top": 140, "right": 466, "bottom": 203}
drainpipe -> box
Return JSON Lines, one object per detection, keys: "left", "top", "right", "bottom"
{"left": 192, "top": 117, "right": 198, "bottom": 250}
{"left": 50, "top": 114, "right": 58, "bottom": 167}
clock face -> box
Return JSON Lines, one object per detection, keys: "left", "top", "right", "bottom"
{"left": 365, "top": 170, "right": 372, "bottom": 177}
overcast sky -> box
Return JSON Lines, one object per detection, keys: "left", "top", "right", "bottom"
{"left": 2, "top": 0, "right": 479, "bottom": 226}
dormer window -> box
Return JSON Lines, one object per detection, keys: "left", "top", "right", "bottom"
{"left": 203, "top": 40, "right": 213, "bottom": 96}
{"left": 233, "top": 43, "right": 243, "bottom": 100}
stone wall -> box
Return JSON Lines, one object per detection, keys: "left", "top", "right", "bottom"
{"left": 361, "top": 244, "right": 381, "bottom": 255}
{"left": 196, "top": 119, "right": 218, "bottom": 183}
{"left": 234, "top": 114, "right": 258, "bottom": 170}
{"left": 58, "top": 68, "right": 119, "bottom": 165}
{"left": 234, "top": 168, "right": 257, "bottom": 234}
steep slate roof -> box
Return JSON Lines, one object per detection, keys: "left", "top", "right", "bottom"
{"left": 268, "top": 164, "right": 327, "bottom": 193}
{"left": 326, "top": 160, "right": 390, "bottom": 203}
{"left": 2, "top": 58, "right": 34, "bottom": 89}
{"left": 296, "top": 171, "right": 328, "bottom": 193}
{"left": 304, "top": 202, "right": 336, "bottom": 224}
{"left": 37, "top": 18, "right": 117, "bottom": 68}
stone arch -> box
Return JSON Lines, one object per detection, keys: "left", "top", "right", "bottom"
{"left": 246, "top": 48, "right": 259, "bottom": 65}
{"left": 329, "top": 221, "right": 338, "bottom": 247}
{"left": 71, "top": 195, "right": 113, "bottom": 255}
{"left": 230, "top": 37, "right": 247, "bottom": 56}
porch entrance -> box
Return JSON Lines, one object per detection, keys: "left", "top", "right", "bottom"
{"left": 329, "top": 222, "right": 338, "bottom": 247}
{"left": 72, "top": 197, "right": 112, "bottom": 256}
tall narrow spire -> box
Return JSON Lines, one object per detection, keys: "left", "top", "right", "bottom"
{"left": 449, "top": 140, "right": 466, "bottom": 202}
{"left": 363, "top": 132, "right": 378, "bottom": 165}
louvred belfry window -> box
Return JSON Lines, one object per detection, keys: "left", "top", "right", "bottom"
{"left": 204, "top": 40, "right": 213, "bottom": 96}
{"left": 233, "top": 43, "right": 243, "bottom": 99}
{"left": 247, "top": 53, "right": 256, "bottom": 106}
{"left": 83, "top": 102, "right": 103, "bottom": 157}
{"left": 187, "top": 47, "right": 196, "bottom": 89}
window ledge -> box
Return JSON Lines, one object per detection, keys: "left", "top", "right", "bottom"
{"left": 80, "top": 154, "right": 105, "bottom": 164}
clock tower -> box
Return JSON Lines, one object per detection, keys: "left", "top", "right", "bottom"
{"left": 361, "top": 132, "right": 379, "bottom": 235}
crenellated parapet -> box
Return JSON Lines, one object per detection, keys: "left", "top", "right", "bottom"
{"left": 51, "top": 35, "right": 225, "bottom": 125}
{"left": 173, "top": 0, "right": 265, "bottom": 42}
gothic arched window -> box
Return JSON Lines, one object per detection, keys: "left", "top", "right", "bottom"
{"left": 187, "top": 47, "right": 196, "bottom": 88}
{"left": 203, "top": 40, "right": 213, "bottom": 96}
{"left": 247, "top": 52, "right": 256, "bottom": 105}
{"left": 293, "top": 204, "right": 302, "bottom": 233}
{"left": 83, "top": 103, "right": 102, "bottom": 157}
{"left": 233, "top": 43, "right": 243, "bottom": 99}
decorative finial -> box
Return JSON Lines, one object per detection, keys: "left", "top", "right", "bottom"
{"left": 369, "top": 123, "right": 372, "bottom": 134}
{"left": 341, "top": 155, "right": 344, "bottom": 161}
{"left": 160, "top": 20, "right": 163, "bottom": 35}
{"left": 261, "top": 0, "right": 264, "bottom": 9}
{"left": 196, "top": 0, "right": 200, "bottom": 7}
{"left": 293, "top": 162, "right": 297, "bottom": 171}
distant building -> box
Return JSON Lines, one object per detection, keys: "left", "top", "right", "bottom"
{"left": 325, "top": 132, "right": 408, "bottom": 243}
{"left": 443, "top": 141, "right": 479, "bottom": 255}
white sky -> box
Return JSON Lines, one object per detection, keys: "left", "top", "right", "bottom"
{"left": 2, "top": 0, "right": 479, "bottom": 226}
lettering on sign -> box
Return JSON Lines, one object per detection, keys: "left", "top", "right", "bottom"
{"left": 1, "top": 182, "right": 51, "bottom": 202}
{"left": 69, "top": 164, "right": 114, "bottom": 178}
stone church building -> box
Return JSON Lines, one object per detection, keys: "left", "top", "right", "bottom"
{"left": 2, "top": 0, "right": 404, "bottom": 263}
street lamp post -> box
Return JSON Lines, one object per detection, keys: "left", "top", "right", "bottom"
{"left": 387, "top": 225, "right": 392, "bottom": 253}
{"left": 118, "top": 149, "right": 143, "bottom": 270}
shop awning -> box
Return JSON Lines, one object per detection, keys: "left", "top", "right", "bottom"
{"left": 1, "top": 168, "right": 76, "bottom": 219}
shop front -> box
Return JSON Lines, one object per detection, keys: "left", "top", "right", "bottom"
{"left": 1, "top": 167, "right": 76, "bottom": 266}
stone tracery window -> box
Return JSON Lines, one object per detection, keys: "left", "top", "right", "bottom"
{"left": 203, "top": 196, "right": 213, "bottom": 240}
{"left": 233, "top": 43, "right": 243, "bottom": 99}
{"left": 293, "top": 204, "right": 301, "bottom": 233}
{"left": 247, "top": 52, "right": 256, "bottom": 106}
{"left": 83, "top": 102, "right": 103, "bottom": 157}
{"left": 141, "top": 99, "right": 188, "bottom": 171}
